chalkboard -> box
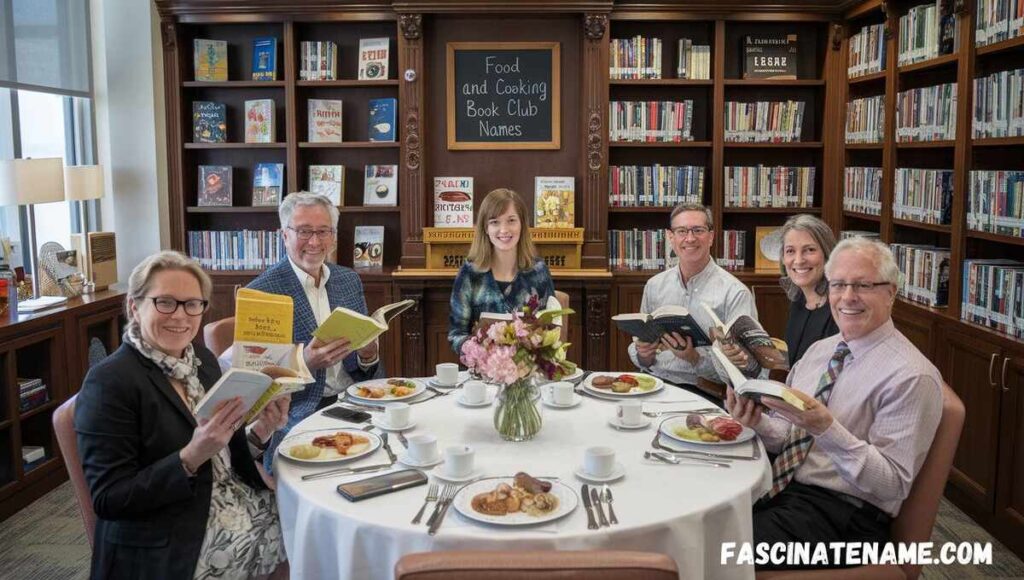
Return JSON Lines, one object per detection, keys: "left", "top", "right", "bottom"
{"left": 446, "top": 42, "right": 560, "bottom": 150}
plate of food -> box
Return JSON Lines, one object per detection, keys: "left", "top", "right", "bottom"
{"left": 278, "top": 428, "right": 382, "bottom": 464}
{"left": 659, "top": 413, "right": 754, "bottom": 446}
{"left": 583, "top": 372, "right": 664, "bottom": 396}
{"left": 346, "top": 378, "right": 426, "bottom": 402}
{"left": 453, "top": 472, "right": 578, "bottom": 527}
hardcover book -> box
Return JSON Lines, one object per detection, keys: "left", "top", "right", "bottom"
{"left": 368, "top": 98, "right": 397, "bottom": 142}
{"left": 244, "top": 99, "right": 275, "bottom": 143}
{"left": 197, "top": 165, "right": 232, "bottom": 206}
{"left": 358, "top": 37, "right": 390, "bottom": 80}
{"left": 433, "top": 176, "right": 474, "bottom": 228}
{"left": 251, "top": 37, "right": 278, "bottom": 81}
{"left": 353, "top": 225, "right": 385, "bottom": 269}
{"left": 534, "top": 176, "right": 575, "bottom": 228}
{"left": 742, "top": 34, "right": 798, "bottom": 80}
{"left": 309, "top": 165, "right": 345, "bottom": 206}
{"left": 192, "top": 101, "right": 226, "bottom": 143}
{"left": 194, "top": 39, "right": 228, "bottom": 82}
{"left": 252, "top": 163, "right": 284, "bottom": 207}
{"left": 612, "top": 304, "right": 712, "bottom": 347}
{"left": 363, "top": 165, "right": 398, "bottom": 206}
{"left": 308, "top": 99, "right": 343, "bottom": 143}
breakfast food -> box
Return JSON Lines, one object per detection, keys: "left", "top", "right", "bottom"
{"left": 592, "top": 373, "right": 657, "bottom": 394}
{"left": 471, "top": 473, "right": 559, "bottom": 517}
{"left": 289, "top": 443, "right": 322, "bottom": 459}
{"left": 356, "top": 379, "right": 419, "bottom": 399}
{"left": 590, "top": 375, "right": 615, "bottom": 389}
{"left": 673, "top": 413, "right": 744, "bottom": 442}
{"left": 310, "top": 431, "right": 371, "bottom": 456}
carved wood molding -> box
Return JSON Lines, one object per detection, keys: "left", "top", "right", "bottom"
{"left": 881, "top": 0, "right": 894, "bottom": 40}
{"left": 831, "top": 22, "right": 843, "bottom": 51}
{"left": 584, "top": 13, "right": 608, "bottom": 40}
{"left": 399, "top": 14, "right": 423, "bottom": 40}
{"left": 587, "top": 110, "right": 603, "bottom": 172}
{"left": 405, "top": 108, "right": 422, "bottom": 171}
{"left": 585, "top": 294, "right": 608, "bottom": 371}
{"left": 161, "top": 21, "right": 176, "bottom": 50}
{"left": 399, "top": 289, "right": 425, "bottom": 376}
{"left": 953, "top": 0, "right": 967, "bottom": 16}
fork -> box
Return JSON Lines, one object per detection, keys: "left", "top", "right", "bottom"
{"left": 602, "top": 485, "right": 618, "bottom": 525}
{"left": 411, "top": 483, "right": 438, "bottom": 524}
{"left": 425, "top": 485, "right": 456, "bottom": 527}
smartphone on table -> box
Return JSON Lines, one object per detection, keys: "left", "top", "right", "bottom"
{"left": 337, "top": 469, "right": 427, "bottom": 501}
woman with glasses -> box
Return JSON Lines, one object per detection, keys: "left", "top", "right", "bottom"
{"left": 75, "top": 251, "right": 288, "bottom": 580}
{"left": 448, "top": 188, "right": 556, "bottom": 354}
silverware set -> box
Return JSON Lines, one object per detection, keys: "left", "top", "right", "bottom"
{"left": 424, "top": 484, "right": 459, "bottom": 535}
{"left": 580, "top": 484, "right": 618, "bottom": 529}
{"left": 642, "top": 406, "right": 724, "bottom": 418}
{"left": 647, "top": 421, "right": 762, "bottom": 466}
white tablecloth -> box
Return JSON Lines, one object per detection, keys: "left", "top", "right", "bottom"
{"left": 276, "top": 378, "right": 770, "bottom": 580}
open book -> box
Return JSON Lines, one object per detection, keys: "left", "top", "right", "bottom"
{"left": 197, "top": 365, "right": 313, "bottom": 424}
{"left": 612, "top": 305, "right": 712, "bottom": 347}
{"left": 312, "top": 299, "right": 416, "bottom": 349}
{"left": 702, "top": 304, "right": 788, "bottom": 373}
{"left": 710, "top": 343, "right": 805, "bottom": 411}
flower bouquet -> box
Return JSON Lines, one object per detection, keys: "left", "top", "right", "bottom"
{"left": 460, "top": 295, "right": 576, "bottom": 441}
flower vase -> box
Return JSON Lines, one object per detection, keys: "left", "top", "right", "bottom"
{"left": 493, "top": 377, "right": 543, "bottom": 442}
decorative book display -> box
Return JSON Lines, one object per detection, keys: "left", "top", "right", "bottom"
{"left": 198, "top": 165, "right": 232, "bottom": 206}
{"left": 755, "top": 226, "right": 783, "bottom": 272}
{"left": 353, "top": 225, "right": 385, "bottom": 269}
{"left": 433, "top": 177, "right": 474, "bottom": 228}
{"left": 363, "top": 165, "right": 398, "bottom": 206}
{"left": 358, "top": 38, "right": 390, "bottom": 80}
{"left": 368, "top": 98, "right": 397, "bottom": 142}
{"left": 310, "top": 165, "right": 345, "bottom": 205}
{"left": 300, "top": 41, "right": 338, "bottom": 80}
{"left": 612, "top": 305, "right": 712, "bottom": 347}
{"left": 194, "top": 39, "right": 227, "bottom": 81}
{"left": 312, "top": 298, "right": 416, "bottom": 350}
{"left": 534, "top": 176, "right": 575, "bottom": 228}
{"left": 192, "top": 101, "right": 226, "bottom": 143}
{"left": 252, "top": 163, "right": 284, "bottom": 206}
{"left": 251, "top": 37, "right": 278, "bottom": 81}
{"left": 742, "top": 34, "right": 798, "bottom": 79}
{"left": 244, "top": 99, "right": 275, "bottom": 143}
{"left": 309, "top": 99, "right": 343, "bottom": 143}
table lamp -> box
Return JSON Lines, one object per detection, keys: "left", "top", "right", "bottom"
{"left": 64, "top": 164, "right": 105, "bottom": 292}
{"left": 0, "top": 158, "right": 66, "bottom": 299}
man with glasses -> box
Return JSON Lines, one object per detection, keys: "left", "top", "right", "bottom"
{"left": 247, "top": 192, "right": 384, "bottom": 473}
{"left": 726, "top": 237, "right": 943, "bottom": 569}
{"left": 628, "top": 202, "right": 758, "bottom": 400}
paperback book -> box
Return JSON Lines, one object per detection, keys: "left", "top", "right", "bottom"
{"left": 534, "top": 176, "right": 575, "bottom": 228}
{"left": 230, "top": 288, "right": 308, "bottom": 380}
{"left": 251, "top": 37, "right": 278, "bottom": 81}
{"left": 312, "top": 299, "right": 416, "bottom": 350}
{"left": 192, "top": 101, "right": 226, "bottom": 143}
{"left": 309, "top": 165, "right": 345, "bottom": 205}
{"left": 196, "top": 366, "right": 311, "bottom": 425}
{"left": 358, "top": 37, "right": 390, "bottom": 80}
{"left": 363, "top": 165, "right": 398, "bottom": 206}
{"left": 244, "top": 99, "right": 275, "bottom": 143}
{"left": 433, "top": 176, "right": 474, "bottom": 228}
{"left": 353, "top": 225, "right": 385, "bottom": 269}
{"left": 194, "top": 39, "right": 228, "bottom": 82}
{"left": 368, "top": 98, "right": 397, "bottom": 141}
{"left": 308, "top": 99, "right": 343, "bottom": 143}
{"left": 252, "top": 163, "right": 284, "bottom": 207}
{"left": 198, "top": 165, "right": 232, "bottom": 206}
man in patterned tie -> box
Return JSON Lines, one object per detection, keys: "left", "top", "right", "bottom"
{"left": 725, "top": 237, "right": 943, "bottom": 569}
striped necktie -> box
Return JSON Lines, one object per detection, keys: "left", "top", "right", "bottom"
{"left": 764, "top": 341, "right": 851, "bottom": 500}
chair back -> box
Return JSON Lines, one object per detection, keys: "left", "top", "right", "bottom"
{"left": 52, "top": 395, "right": 97, "bottom": 546}
{"left": 395, "top": 550, "right": 678, "bottom": 580}
{"left": 204, "top": 316, "right": 235, "bottom": 357}
{"left": 554, "top": 290, "right": 570, "bottom": 342}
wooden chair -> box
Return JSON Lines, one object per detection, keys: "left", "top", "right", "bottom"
{"left": 52, "top": 395, "right": 97, "bottom": 547}
{"left": 756, "top": 382, "right": 965, "bottom": 580}
{"left": 203, "top": 316, "right": 235, "bottom": 357}
{"left": 395, "top": 550, "right": 678, "bottom": 580}
{"left": 554, "top": 290, "right": 570, "bottom": 342}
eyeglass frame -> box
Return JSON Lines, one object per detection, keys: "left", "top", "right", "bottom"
{"left": 827, "top": 281, "right": 893, "bottom": 293}
{"left": 145, "top": 296, "right": 210, "bottom": 316}
{"left": 286, "top": 226, "right": 336, "bottom": 241}
{"left": 669, "top": 226, "right": 713, "bottom": 238}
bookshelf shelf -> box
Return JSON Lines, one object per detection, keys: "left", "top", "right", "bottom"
{"left": 609, "top": 79, "right": 713, "bottom": 86}
{"left": 723, "top": 207, "right": 821, "bottom": 214}
{"left": 296, "top": 79, "right": 400, "bottom": 87}
{"left": 182, "top": 81, "right": 286, "bottom": 88}
{"left": 892, "top": 218, "right": 952, "bottom": 234}
{"left": 338, "top": 206, "right": 402, "bottom": 213}
{"left": 972, "top": 136, "right": 1024, "bottom": 147}
{"left": 975, "top": 35, "right": 1024, "bottom": 57}
{"left": 723, "top": 141, "right": 823, "bottom": 148}
{"left": 848, "top": 70, "right": 887, "bottom": 85}
{"left": 609, "top": 141, "right": 713, "bottom": 148}
{"left": 896, "top": 54, "right": 958, "bottom": 75}
{"left": 19, "top": 400, "right": 59, "bottom": 422}
{"left": 895, "top": 140, "right": 956, "bottom": 149}
{"left": 966, "top": 230, "right": 1024, "bottom": 247}
{"left": 723, "top": 79, "right": 825, "bottom": 86}
{"left": 186, "top": 206, "right": 278, "bottom": 213}
{"left": 297, "top": 142, "right": 400, "bottom": 149}
{"left": 845, "top": 142, "right": 884, "bottom": 149}
{"left": 203, "top": 269, "right": 263, "bottom": 277}
{"left": 843, "top": 210, "right": 882, "bottom": 222}
{"left": 608, "top": 207, "right": 674, "bottom": 213}
{"left": 183, "top": 142, "right": 286, "bottom": 149}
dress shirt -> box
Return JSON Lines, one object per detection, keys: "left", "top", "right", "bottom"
{"left": 753, "top": 319, "right": 943, "bottom": 516}
{"left": 627, "top": 259, "right": 758, "bottom": 386}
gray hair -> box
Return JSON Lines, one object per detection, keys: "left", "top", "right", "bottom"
{"left": 778, "top": 214, "right": 837, "bottom": 301}
{"left": 669, "top": 202, "right": 714, "bottom": 231}
{"left": 125, "top": 250, "right": 211, "bottom": 329}
{"left": 825, "top": 237, "right": 900, "bottom": 287}
{"left": 278, "top": 191, "right": 340, "bottom": 230}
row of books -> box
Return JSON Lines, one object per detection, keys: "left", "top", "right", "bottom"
{"left": 972, "top": 68, "right": 1024, "bottom": 139}
{"left": 962, "top": 259, "right": 1024, "bottom": 339}
{"left": 846, "top": 95, "right": 885, "bottom": 144}
{"left": 188, "top": 230, "right": 284, "bottom": 271}
{"left": 718, "top": 230, "right": 748, "bottom": 270}
{"left": 608, "top": 100, "right": 696, "bottom": 142}
{"left": 608, "top": 165, "right": 705, "bottom": 207}
{"left": 893, "top": 167, "right": 954, "bottom": 225}
{"left": 968, "top": 170, "right": 1024, "bottom": 237}
{"left": 299, "top": 38, "right": 389, "bottom": 81}
{"left": 18, "top": 377, "right": 48, "bottom": 414}
{"left": 896, "top": 1, "right": 957, "bottom": 66}
{"left": 975, "top": 0, "right": 1024, "bottom": 47}
{"left": 193, "top": 38, "right": 273, "bottom": 82}
{"left": 723, "top": 165, "right": 816, "bottom": 208}
{"left": 610, "top": 37, "right": 663, "bottom": 80}
{"left": 840, "top": 230, "right": 881, "bottom": 240}
{"left": 848, "top": 22, "right": 887, "bottom": 79}
{"left": 723, "top": 100, "right": 806, "bottom": 143}
{"left": 844, "top": 166, "right": 884, "bottom": 216}
{"left": 890, "top": 243, "right": 951, "bottom": 307}
{"left": 895, "top": 83, "right": 958, "bottom": 142}
{"left": 609, "top": 229, "right": 677, "bottom": 271}
{"left": 676, "top": 39, "right": 712, "bottom": 80}
{"left": 191, "top": 98, "right": 396, "bottom": 143}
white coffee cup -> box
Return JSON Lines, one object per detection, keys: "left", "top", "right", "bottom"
{"left": 443, "top": 445, "right": 475, "bottom": 477}
{"left": 463, "top": 380, "right": 487, "bottom": 404}
{"left": 436, "top": 362, "right": 459, "bottom": 386}
{"left": 584, "top": 446, "right": 616, "bottom": 478}
{"left": 550, "top": 381, "right": 574, "bottom": 405}
{"left": 384, "top": 402, "right": 410, "bottom": 428}
{"left": 406, "top": 434, "right": 439, "bottom": 463}
{"left": 617, "top": 401, "right": 643, "bottom": 426}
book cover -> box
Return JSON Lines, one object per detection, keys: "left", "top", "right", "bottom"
{"left": 196, "top": 366, "right": 312, "bottom": 424}
{"left": 368, "top": 98, "right": 397, "bottom": 142}
{"left": 742, "top": 34, "right": 798, "bottom": 80}
{"left": 192, "top": 101, "right": 226, "bottom": 143}
{"left": 252, "top": 163, "right": 284, "bottom": 207}
{"left": 710, "top": 344, "right": 805, "bottom": 410}
{"left": 194, "top": 39, "right": 228, "bottom": 82}
{"left": 308, "top": 99, "right": 343, "bottom": 143}
{"left": 534, "top": 176, "right": 575, "bottom": 228}
{"left": 229, "top": 288, "right": 307, "bottom": 385}
{"left": 309, "top": 165, "right": 345, "bottom": 205}
{"left": 244, "top": 99, "right": 275, "bottom": 143}
{"left": 313, "top": 299, "right": 416, "bottom": 349}
{"left": 197, "top": 165, "right": 232, "bottom": 206}
{"left": 353, "top": 225, "right": 384, "bottom": 269}
{"left": 358, "top": 37, "right": 390, "bottom": 80}
{"left": 612, "top": 305, "right": 712, "bottom": 347}
{"left": 363, "top": 165, "right": 398, "bottom": 206}
{"left": 433, "top": 176, "right": 474, "bottom": 228}
{"left": 755, "top": 226, "right": 783, "bottom": 272}
{"left": 251, "top": 37, "right": 278, "bottom": 81}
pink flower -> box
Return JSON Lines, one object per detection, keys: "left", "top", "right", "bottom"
{"left": 460, "top": 338, "right": 486, "bottom": 368}
{"left": 480, "top": 344, "right": 519, "bottom": 385}
{"left": 487, "top": 321, "right": 508, "bottom": 342}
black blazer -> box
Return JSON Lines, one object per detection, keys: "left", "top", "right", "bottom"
{"left": 75, "top": 342, "right": 266, "bottom": 580}
{"left": 784, "top": 294, "right": 840, "bottom": 367}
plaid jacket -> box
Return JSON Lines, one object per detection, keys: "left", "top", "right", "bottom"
{"left": 248, "top": 259, "right": 384, "bottom": 472}
{"left": 448, "top": 257, "right": 555, "bottom": 354}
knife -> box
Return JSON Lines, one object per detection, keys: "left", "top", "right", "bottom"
{"left": 580, "top": 484, "right": 599, "bottom": 530}
{"left": 590, "top": 487, "right": 610, "bottom": 527}
{"left": 396, "top": 430, "right": 409, "bottom": 447}
{"left": 381, "top": 433, "right": 397, "bottom": 464}
{"left": 301, "top": 462, "right": 394, "bottom": 481}
{"left": 427, "top": 492, "right": 457, "bottom": 535}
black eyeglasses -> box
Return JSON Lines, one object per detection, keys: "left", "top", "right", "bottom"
{"left": 147, "top": 296, "right": 209, "bottom": 316}
{"left": 287, "top": 226, "right": 336, "bottom": 241}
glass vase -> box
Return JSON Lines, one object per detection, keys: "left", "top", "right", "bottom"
{"left": 493, "top": 377, "right": 543, "bottom": 442}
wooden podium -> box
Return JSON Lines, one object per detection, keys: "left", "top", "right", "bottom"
{"left": 423, "top": 227, "right": 585, "bottom": 270}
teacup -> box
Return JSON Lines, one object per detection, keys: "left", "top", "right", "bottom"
{"left": 549, "top": 381, "right": 574, "bottom": 405}
{"left": 617, "top": 401, "right": 643, "bottom": 426}
{"left": 384, "top": 402, "right": 410, "bottom": 428}
{"left": 443, "top": 445, "right": 475, "bottom": 478}
{"left": 463, "top": 380, "right": 487, "bottom": 404}
{"left": 435, "top": 363, "right": 459, "bottom": 386}
{"left": 406, "top": 434, "right": 439, "bottom": 463}
{"left": 583, "top": 446, "right": 616, "bottom": 478}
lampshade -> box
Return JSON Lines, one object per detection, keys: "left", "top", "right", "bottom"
{"left": 64, "top": 165, "right": 105, "bottom": 201}
{"left": 0, "top": 158, "right": 65, "bottom": 206}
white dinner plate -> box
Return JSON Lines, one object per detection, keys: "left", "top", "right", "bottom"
{"left": 277, "top": 428, "right": 382, "bottom": 464}
{"left": 453, "top": 477, "right": 578, "bottom": 527}
{"left": 346, "top": 378, "right": 426, "bottom": 403}
{"left": 583, "top": 372, "right": 664, "bottom": 397}
{"left": 659, "top": 415, "right": 755, "bottom": 446}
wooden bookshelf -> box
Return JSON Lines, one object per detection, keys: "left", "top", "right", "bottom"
{"left": 896, "top": 53, "right": 958, "bottom": 74}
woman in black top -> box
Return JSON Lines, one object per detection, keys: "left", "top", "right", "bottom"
{"left": 777, "top": 214, "right": 839, "bottom": 366}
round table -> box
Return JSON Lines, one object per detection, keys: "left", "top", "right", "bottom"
{"left": 275, "top": 378, "right": 770, "bottom": 580}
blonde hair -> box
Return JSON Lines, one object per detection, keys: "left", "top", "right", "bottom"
{"left": 466, "top": 188, "right": 538, "bottom": 271}
{"left": 125, "top": 250, "right": 212, "bottom": 330}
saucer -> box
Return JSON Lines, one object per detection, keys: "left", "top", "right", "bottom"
{"left": 573, "top": 462, "right": 626, "bottom": 483}
{"left": 370, "top": 416, "right": 417, "bottom": 431}
{"left": 432, "top": 468, "right": 485, "bottom": 483}
{"left": 427, "top": 379, "right": 460, "bottom": 389}
{"left": 456, "top": 394, "right": 494, "bottom": 408}
{"left": 608, "top": 416, "right": 652, "bottom": 430}
{"left": 542, "top": 393, "right": 583, "bottom": 409}
{"left": 397, "top": 451, "right": 444, "bottom": 469}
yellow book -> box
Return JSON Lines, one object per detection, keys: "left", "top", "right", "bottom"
{"left": 234, "top": 288, "right": 293, "bottom": 344}
{"left": 313, "top": 299, "right": 416, "bottom": 349}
